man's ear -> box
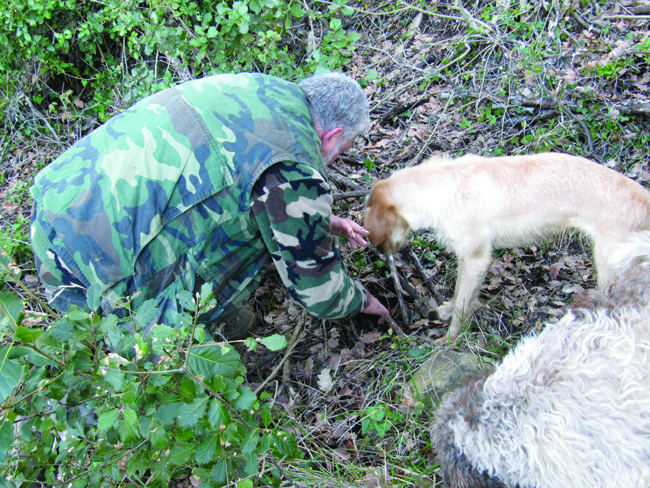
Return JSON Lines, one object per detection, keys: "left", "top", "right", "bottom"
{"left": 320, "top": 127, "right": 344, "bottom": 154}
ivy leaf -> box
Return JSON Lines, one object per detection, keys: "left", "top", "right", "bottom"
{"left": 187, "top": 342, "right": 240, "bottom": 378}
{"left": 0, "top": 346, "right": 23, "bottom": 404}
{"left": 178, "top": 396, "right": 209, "bottom": 428}
{"left": 259, "top": 334, "right": 287, "bottom": 351}
{"left": 97, "top": 409, "right": 120, "bottom": 431}
{"left": 195, "top": 434, "right": 219, "bottom": 465}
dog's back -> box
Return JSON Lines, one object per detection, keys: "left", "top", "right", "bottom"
{"left": 404, "top": 153, "right": 650, "bottom": 237}
{"left": 374, "top": 153, "right": 650, "bottom": 281}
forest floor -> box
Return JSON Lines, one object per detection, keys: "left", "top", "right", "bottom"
{"left": 2, "top": 0, "right": 650, "bottom": 486}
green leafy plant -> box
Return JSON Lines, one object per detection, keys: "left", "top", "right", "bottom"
{"left": 1, "top": 0, "right": 362, "bottom": 140}
{"left": 0, "top": 252, "right": 294, "bottom": 487}
{"left": 360, "top": 405, "right": 403, "bottom": 438}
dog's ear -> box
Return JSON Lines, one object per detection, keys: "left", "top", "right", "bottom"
{"left": 387, "top": 213, "right": 411, "bottom": 254}
{"left": 364, "top": 182, "right": 395, "bottom": 249}
{"left": 364, "top": 202, "right": 395, "bottom": 249}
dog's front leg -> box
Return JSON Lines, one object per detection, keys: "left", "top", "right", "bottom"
{"left": 436, "top": 250, "right": 492, "bottom": 344}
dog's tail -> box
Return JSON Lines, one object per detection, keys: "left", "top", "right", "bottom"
{"left": 608, "top": 231, "right": 650, "bottom": 275}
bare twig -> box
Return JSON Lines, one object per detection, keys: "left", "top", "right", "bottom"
{"left": 384, "top": 314, "right": 407, "bottom": 337}
{"left": 254, "top": 315, "right": 308, "bottom": 394}
{"left": 388, "top": 254, "right": 409, "bottom": 325}
{"left": 332, "top": 189, "right": 370, "bottom": 201}
{"left": 407, "top": 247, "right": 445, "bottom": 304}
{"left": 20, "top": 92, "right": 61, "bottom": 144}
{"left": 329, "top": 164, "right": 364, "bottom": 191}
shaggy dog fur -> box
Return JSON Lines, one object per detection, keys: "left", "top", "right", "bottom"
{"left": 430, "top": 266, "right": 650, "bottom": 488}
{"left": 363, "top": 152, "right": 650, "bottom": 343}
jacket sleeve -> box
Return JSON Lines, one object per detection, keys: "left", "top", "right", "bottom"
{"left": 250, "top": 162, "right": 367, "bottom": 320}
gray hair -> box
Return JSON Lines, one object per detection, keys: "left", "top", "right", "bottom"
{"left": 299, "top": 72, "right": 369, "bottom": 140}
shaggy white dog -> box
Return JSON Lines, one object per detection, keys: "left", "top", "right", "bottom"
{"left": 431, "top": 269, "right": 650, "bottom": 488}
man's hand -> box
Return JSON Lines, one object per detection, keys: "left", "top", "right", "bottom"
{"left": 329, "top": 215, "right": 370, "bottom": 249}
{"left": 362, "top": 291, "right": 390, "bottom": 318}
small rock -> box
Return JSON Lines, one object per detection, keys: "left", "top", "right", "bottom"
{"left": 407, "top": 350, "right": 492, "bottom": 406}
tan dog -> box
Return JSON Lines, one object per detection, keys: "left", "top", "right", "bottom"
{"left": 364, "top": 152, "right": 650, "bottom": 343}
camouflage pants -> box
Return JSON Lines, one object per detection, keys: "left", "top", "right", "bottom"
{"left": 30, "top": 204, "right": 92, "bottom": 313}
{"left": 30, "top": 205, "right": 262, "bottom": 331}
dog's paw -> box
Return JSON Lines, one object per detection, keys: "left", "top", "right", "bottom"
{"left": 434, "top": 331, "right": 458, "bottom": 346}
{"left": 437, "top": 302, "right": 454, "bottom": 321}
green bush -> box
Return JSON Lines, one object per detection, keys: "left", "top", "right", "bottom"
{"left": 1, "top": 0, "right": 361, "bottom": 128}
{"left": 0, "top": 252, "right": 295, "bottom": 487}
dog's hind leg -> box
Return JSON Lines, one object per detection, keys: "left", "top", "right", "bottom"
{"left": 436, "top": 248, "right": 493, "bottom": 344}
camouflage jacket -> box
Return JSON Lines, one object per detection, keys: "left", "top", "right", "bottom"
{"left": 30, "top": 73, "right": 366, "bottom": 325}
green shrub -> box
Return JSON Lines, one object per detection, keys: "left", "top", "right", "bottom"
{"left": 1, "top": 0, "right": 361, "bottom": 129}
{"left": 0, "top": 253, "right": 294, "bottom": 487}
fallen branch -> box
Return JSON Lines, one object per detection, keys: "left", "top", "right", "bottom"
{"left": 384, "top": 314, "right": 407, "bottom": 337}
{"left": 388, "top": 254, "right": 409, "bottom": 325}
{"left": 254, "top": 315, "right": 308, "bottom": 394}
{"left": 329, "top": 164, "right": 364, "bottom": 191}
{"left": 379, "top": 97, "right": 429, "bottom": 125}
{"left": 407, "top": 247, "right": 445, "bottom": 304}
{"left": 615, "top": 103, "right": 650, "bottom": 116}
{"left": 332, "top": 190, "right": 370, "bottom": 201}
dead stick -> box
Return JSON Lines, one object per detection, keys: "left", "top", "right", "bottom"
{"left": 384, "top": 314, "right": 407, "bottom": 337}
{"left": 332, "top": 190, "right": 370, "bottom": 201}
{"left": 407, "top": 247, "right": 445, "bottom": 304}
{"left": 388, "top": 254, "right": 409, "bottom": 325}
{"left": 254, "top": 316, "right": 308, "bottom": 394}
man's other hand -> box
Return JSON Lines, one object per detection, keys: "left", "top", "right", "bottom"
{"left": 362, "top": 291, "right": 390, "bottom": 318}
{"left": 330, "top": 215, "right": 370, "bottom": 249}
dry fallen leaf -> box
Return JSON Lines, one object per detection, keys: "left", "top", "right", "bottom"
{"left": 360, "top": 331, "right": 381, "bottom": 344}
{"left": 548, "top": 261, "right": 564, "bottom": 280}
{"left": 3, "top": 201, "right": 19, "bottom": 215}
{"left": 317, "top": 368, "right": 334, "bottom": 393}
